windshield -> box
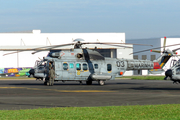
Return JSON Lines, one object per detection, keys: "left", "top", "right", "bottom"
{"left": 34, "top": 60, "right": 47, "bottom": 67}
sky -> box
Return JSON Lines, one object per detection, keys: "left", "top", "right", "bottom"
{"left": 0, "top": 0, "right": 180, "bottom": 39}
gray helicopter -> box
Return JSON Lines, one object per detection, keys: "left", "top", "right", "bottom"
{"left": 164, "top": 53, "right": 180, "bottom": 83}
{"left": 27, "top": 38, "right": 175, "bottom": 86}
{"left": 164, "top": 59, "right": 180, "bottom": 83}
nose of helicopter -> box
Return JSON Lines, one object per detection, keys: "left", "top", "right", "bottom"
{"left": 165, "top": 69, "right": 172, "bottom": 79}
{"left": 28, "top": 69, "right": 35, "bottom": 77}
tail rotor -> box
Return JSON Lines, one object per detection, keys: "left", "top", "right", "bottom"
{"left": 151, "top": 37, "right": 167, "bottom": 53}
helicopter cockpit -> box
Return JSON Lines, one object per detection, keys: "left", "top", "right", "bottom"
{"left": 34, "top": 60, "right": 47, "bottom": 74}
{"left": 165, "top": 59, "right": 180, "bottom": 81}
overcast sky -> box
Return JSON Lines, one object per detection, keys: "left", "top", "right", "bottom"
{"left": 0, "top": 0, "right": 179, "bottom": 39}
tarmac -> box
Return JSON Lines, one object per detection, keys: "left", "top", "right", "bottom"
{"left": 0, "top": 79, "right": 180, "bottom": 110}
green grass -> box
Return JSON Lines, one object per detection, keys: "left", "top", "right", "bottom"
{"left": 0, "top": 76, "right": 35, "bottom": 80}
{"left": 120, "top": 76, "right": 165, "bottom": 80}
{"left": 0, "top": 104, "right": 180, "bottom": 120}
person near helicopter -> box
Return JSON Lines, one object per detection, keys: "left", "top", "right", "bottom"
{"left": 49, "top": 62, "right": 52, "bottom": 70}
{"left": 49, "top": 67, "right": 55, "bottom": 86}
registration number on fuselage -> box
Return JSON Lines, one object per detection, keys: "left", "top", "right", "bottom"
{"left": 116, "top": 61, "right": 125, "bottom": 67}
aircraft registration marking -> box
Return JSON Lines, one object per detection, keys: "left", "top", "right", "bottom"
{"left": 116, "top": 61, "right": 125, "bottom": 67}
{"left": 0, "top": 87, "right": 116, "bottom": 92}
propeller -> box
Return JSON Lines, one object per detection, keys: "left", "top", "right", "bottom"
{"left": 31, "top": 41, "right": 153, "bottom": 54}
{"left": 130, "top": 37, "right": 180, "bottom": 55}
{"left": 163, "top": 37, "right": 167, "bottom": 51}
{"left": 150, "top": 37, "right": 179, "bottom": 55}
{"left": 1, "top": 39, "right": 153, "bottom": 55}
{"left": 31, "top": 43, "right": 74, "bottom": 54}
{"left": 150, "top": 37, "right": 166, "bottom": 53}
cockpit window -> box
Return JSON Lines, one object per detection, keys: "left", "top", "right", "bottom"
{"left": 94, "top": 64, "right": 98, "bottom": 69}
{"left": 107, "top": 64, "right": 112, "bottom": 71}
{"left": 63, "top": 63, "right": 68, "bottom": 70}
{"left": 76, "top": 63, "right": 81, "bottom": 70}
{"left": 176, "top": 68, "right": 180, "bottom": 74}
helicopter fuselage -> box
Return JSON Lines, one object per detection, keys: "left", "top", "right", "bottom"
{"left": 165, "top": 60, "right": 180, "bottom": 83}
{"left": 30, "top": 48, "right": 157, "bottom": 85}
{"left": 29, "top": 47, "right": 173, "bottom": 86}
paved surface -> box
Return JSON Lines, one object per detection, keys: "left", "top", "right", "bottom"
{"left": 0, "top": 79, "right": 180, "bottom": 110}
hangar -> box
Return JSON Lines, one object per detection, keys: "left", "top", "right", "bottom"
{"left": 127, "top": 37, "right": 180, "bottom": 75}
{"left": 0, "top": 30, "right": 133, "bottom": 76}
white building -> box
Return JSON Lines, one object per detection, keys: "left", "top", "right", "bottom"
{"left": 0, "top": 30, "right": 133, "bottom": 75}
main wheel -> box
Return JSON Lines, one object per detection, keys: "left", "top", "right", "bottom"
{"left": 98, "top": 80, "right": 105, "bottom": 86}
{"left": 44, "top": 82, "right": 47, "bottom": 85}
{"left": 47, "top": 82, "right": 50, "bottom": 86}
{"left": 51, "top": 81, "right": 54, "bottom": 86}
{"left": 86, "top": 80, "right": 92, "bottom": 85}
{"left": 79, "top": 81, "right": 83, "bottom": 85}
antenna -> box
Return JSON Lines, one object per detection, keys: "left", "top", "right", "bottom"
{"left": 46, "top": 37, "right": 51, "bottom": 45}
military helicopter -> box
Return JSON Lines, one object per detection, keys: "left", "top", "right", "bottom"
{"left": 164, "top": 59, "right": 180, "bottom": 84}
{"left": 131, "top": 37, "right": 180, "bottom": 84}
{"left": 24, "top": 38, "right": 176, "bottom": 86}
{"left": 163, "top": 48, "right": 180, "bottom": 84}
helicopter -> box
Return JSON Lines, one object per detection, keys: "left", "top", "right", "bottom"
{"left": 163, "top": 49, "right": 180, "bottom": 84}
{"left": 131, "top": 37, "right": 180, "bottom": 84}
{"left": 27, "top": 39, "right": 149, "bottom": 82}
{"left": 164, "top": 59, "right": 180, "bottom": 84}
{"left": 24, "top": 38, "right": 176, "bottom": 86}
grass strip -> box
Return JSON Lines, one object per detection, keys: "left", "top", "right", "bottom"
{"left": 120, "top": 76, "right": 165, "bottom": 80}
{"left": 0, "top": 104, "right": 180, "bottom": 120}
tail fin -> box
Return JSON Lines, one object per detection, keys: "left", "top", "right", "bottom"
{"left": 150, "top": 49, "right": 173, "bottom": 74}
{"left": 153, "top": 56, "right": 171, "bottom": 69}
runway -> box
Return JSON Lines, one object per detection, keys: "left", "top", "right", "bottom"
{"left": 0, "top": 79, "right": 180, "bottom": 110}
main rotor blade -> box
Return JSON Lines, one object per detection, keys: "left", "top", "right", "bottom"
{"left": 32, "top": 43, "right": 134, "bottom": 54}
{"left": 172, "top": 48, "right": 180, "bottom": 52}
{"left": 163, "top": 37, "right": 166, "bottom": 51}
{"left": 2, "top": 44, "right": 74, "bottom": 55}
{"left": 2, "top": 46, "right": 60, "bottom": 56}
{"left": 31, "top": 43, "right": 74, "bottom": 54}
{"left": 3, "top": 51, "right": 21, "bottom": 56}
{"left": 82, "top": 42, "right": 153, "bottom": 46}
{"left": 31, "top": 42, "right": 152, "bottom": 54}
{"left": 151, "top": 49, "right": 161, "bottom": 53}
{"left": 130, "top": 43, "right": 180, "bottom": 55}
{"left": 98, "top": 44, "right": 133, "bottom": 48}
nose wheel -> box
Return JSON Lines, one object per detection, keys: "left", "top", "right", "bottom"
{"left": 173, "top": 81, "right": 180, "bottom": 84}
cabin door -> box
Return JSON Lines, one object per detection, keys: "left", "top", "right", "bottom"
{"left": 54, "top": 62, "right": 62, "bottom": 80}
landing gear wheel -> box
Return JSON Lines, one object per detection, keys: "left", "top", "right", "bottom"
{"left": 29, "top": 74, "right": 33, "bottom": 78}
{"left": 98, "top": 80, "right": 105, "bottom": 86}
{"left": 44, "top": 82, "right": 47, "bottom": 85}
{"left": 173, "top": 81, "right": 179, "bottom": 84}
{"left": 51, "top": 81, "right": 54, "bottom": 86}
{"left": 47, "top": 82, "right": 50, "bottom": 86}
{"left": 79, "top": 81, "right": 83, "bottom": 85}
{"left": 86, "top": 80, "right": 92, "bottom": 85}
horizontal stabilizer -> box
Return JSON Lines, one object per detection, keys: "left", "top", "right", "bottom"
{"left": 149, "top": 69, "right": 164, "bottom": 74}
